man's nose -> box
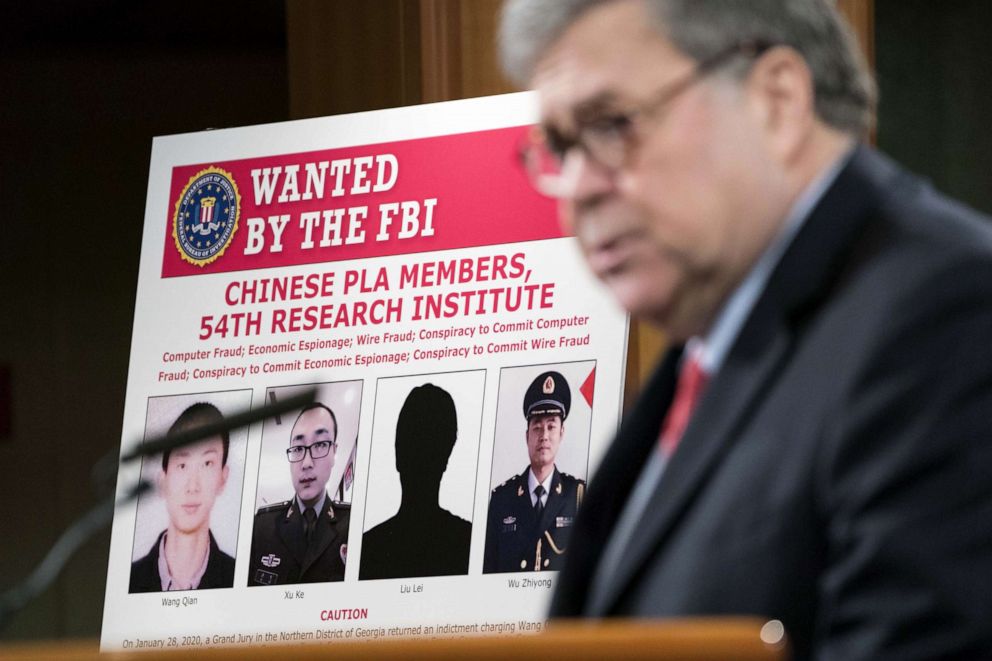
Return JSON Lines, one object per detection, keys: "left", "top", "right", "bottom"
{"left": 559, "top": 148, "right": 615, "bottom": 204}
{"left": 301, "top": 448, "right": 315, "bottom": 469}
{"left": 186, "top": 469, "right": 202, "bottom": 492}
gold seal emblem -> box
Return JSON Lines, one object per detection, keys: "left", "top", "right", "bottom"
{"left": 172, "top": 166, "right": 241, "bottom": 267}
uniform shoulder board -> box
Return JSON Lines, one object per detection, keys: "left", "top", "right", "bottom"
{"left": 256, "top": 500, "right": 291, "bottom": 515}
{"left": 493, "top": 475, "right": 515, "bottom": 492}
{"left": 331, "top": 500, "right": 351, "bottom": 510}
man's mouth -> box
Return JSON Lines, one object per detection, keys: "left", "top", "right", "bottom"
{"left": 182, "top": 504, "right": 201, "bottom": 515}
{"left": 586, "top": 232, "right": 638, "bottom": 277}
{"left": 299, "top": 477, "right": 316, "bottom": 488}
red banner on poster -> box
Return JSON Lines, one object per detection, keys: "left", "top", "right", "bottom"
{"left": 162, "top": 126, "right": 559, "bottom": 278}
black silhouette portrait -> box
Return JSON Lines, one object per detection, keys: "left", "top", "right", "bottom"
{"left": 359, "top": 383, "right": 472, "bottom": 580}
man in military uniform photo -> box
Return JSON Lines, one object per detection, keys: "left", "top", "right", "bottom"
{"left": 484, "top": 370, "right": 585, "bottom": 573}
{"left": 130, "top": 402, "right": 235, "bottom": 592}
{"left": 248, "top": 402, "right": 350, "bottom": 586}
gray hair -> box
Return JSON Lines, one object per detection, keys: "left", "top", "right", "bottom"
{"left": 499, "top": 0, "right": 876, "bottom": 136}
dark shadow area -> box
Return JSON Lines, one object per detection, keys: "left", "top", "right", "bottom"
{"left": 360, "top": 383, "right": 471, "bottom": 580}
{"left": 0, "top": 0, "right": 288, "bottom": 641}
{"left": 876, "top": 0, "right": 992, "bottom": 215}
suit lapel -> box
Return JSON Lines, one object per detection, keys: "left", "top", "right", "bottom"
{"left": 590, "top": 317, "right": 793, "bottom": 614}
{"left": 521, "top": 469, "right": 543, "bottom": 530}
{"left": 200, "top": 531, "right": 221, "bottom": 589}
{"left": 276, "top": 500, "right": 307, "bottom": 567}
{"left": 585, "top": 146, "right": 892, "bottom": 615}
{"left": 550, "top": 349, "right": 682, "bottom": 615}
{"left": 537, "top": 468, "right": 566, "bottom": 534}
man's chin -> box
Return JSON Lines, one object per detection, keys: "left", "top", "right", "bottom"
{"left": 607, "top": 275, "right": 673, "bottom": 324}
{"left": 296, "top": 486, "right": 322, "bottom": 503}
{"left": 172, "top": 520, "right": 207, "bottom": 536}
{"left": 531, "top": 458, "right": 554, "bottom": 472}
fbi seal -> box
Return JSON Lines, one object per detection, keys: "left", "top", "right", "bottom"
{"left": 172, "top": 167, "right": 240, "bottom": 266}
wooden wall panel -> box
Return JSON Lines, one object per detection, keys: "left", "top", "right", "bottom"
{"left": 456, "top": 0, "right": 516, "bottom": 99}
{"left": 838, "top": 0, "right": 875, "bottom": 67}
{"left": 286, "top": 0, "right": 422, "bottom": 118}
{"left": 419, "top": 0, "right": 462, "bottom": 103}
{"left": 419, "top": 0, "right": 515, "bottom": 103}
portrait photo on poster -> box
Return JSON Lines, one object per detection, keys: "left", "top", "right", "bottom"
{"left": 248, "top": 380, "right": 363, "bottom": 587}
{"left": 129, "top": 388, "right": 252, "bottom": 593}
{"left": 483, "top": 360, "right": 595, "bottom": 574}
{"left": 359, "top": 369, "right": 486, "bottom": 581}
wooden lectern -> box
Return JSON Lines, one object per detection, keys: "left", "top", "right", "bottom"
{"left": 1, "top": 619, "right": 785, "bottom": 660}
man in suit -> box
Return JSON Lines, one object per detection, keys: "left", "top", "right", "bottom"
{"left": 248, "top": 403, "right": 350, "bottom": 586}
{"left": 130, "top": 402, "right": 235, "bottom": 592}
{"left": 484, "top": 371, "right": 585, "bottom": 573}
{"left": 499, "top": 1, "right": 992, "bottom": 659}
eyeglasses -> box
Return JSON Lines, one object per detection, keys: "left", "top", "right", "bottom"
{"left": 519, "top": 41, "right": 774, "bottom": 198}
{"left": 286, "top": 439, "right": 336, "bottom": 462}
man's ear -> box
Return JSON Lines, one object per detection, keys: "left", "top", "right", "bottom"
{"left": 220, "top": 464, "right": 230, "bottom": 492}
{"left": 745, "top": 45, "right": 817, "bottom": 164}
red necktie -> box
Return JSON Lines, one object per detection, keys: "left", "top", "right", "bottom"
{"left": 658, "top": 354, "right": 708, "bottom": 457}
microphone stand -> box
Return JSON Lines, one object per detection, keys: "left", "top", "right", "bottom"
{"left": 0, "top": 387, "right": 316, "bottom": 630}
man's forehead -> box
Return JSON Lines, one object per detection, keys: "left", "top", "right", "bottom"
{"left": 291, "top": 408, "right": 335, "bottom": 437}
{"left": 292, "top": 425, "right": 331, "bottom": 438}
{"left": 531, "top": 0, "right": 685, "bottom": 120}
{"left": 171, "top": 438, "right": 223, "bottom": 458}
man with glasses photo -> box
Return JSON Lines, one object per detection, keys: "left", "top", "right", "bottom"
{"left": 500, "top": 1, "right": 992, "bottom": 659}
{"left": 248, "top": 402, "right": 350, "bottom": 586}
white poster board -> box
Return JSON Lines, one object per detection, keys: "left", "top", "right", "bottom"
{"left": 101, "top": 92, "right": 627, "bottom": 652}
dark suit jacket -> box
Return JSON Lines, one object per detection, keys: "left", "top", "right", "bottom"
{"left": 129, "top": 530, "right": 235, "bottom": 593}
{"left": 483, "top": 466, "right": 584, "bottom": 573}
{"left": 247, "top": 495, "right": 350, "bottom": 586}
{"left": 359, "top": 506, "right": 471, "bottom": 580}
{"left": 551, "top": 147, "right": 992, "bottom": 661}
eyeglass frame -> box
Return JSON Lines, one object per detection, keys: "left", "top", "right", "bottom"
{"left": 285, "top": 439, "right": 337, "bottom": 463}
{"left": 519, "top": 41, "right": 776, "bottom": 198}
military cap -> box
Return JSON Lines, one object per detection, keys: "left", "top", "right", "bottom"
{"left": 523, "top": 371, "right": 571, "bottom": 420}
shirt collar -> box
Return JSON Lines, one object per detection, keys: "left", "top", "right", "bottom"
{"left": 158, "top": 531, "right": 211, "bottom": 591}
{"left": 296, "top": 491, "right": 327, "bottom": 517}
{"left": 695, "top": 147, "right": 854, "bottom": 374}
{"left": 528, "top": 467, "right": 555, "bottom": 499}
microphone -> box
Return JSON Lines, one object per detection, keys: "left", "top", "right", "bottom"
{"left": 0, "top": 386, "right": 316, "bottom": 630}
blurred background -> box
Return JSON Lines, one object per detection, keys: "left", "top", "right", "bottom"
{"left": 0, "top": 0, "right": 989, "bottom": 642}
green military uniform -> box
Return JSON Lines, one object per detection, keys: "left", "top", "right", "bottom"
{"left": 247, "top": 494, "right": 350, "bottom": 586}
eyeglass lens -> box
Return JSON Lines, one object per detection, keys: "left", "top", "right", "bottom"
{"left": 286, "top": 440, "right": 333, "bottom": 462}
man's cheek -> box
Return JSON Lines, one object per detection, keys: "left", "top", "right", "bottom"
{"left": 558, "top": 201, "right": 576, "bottom": 236}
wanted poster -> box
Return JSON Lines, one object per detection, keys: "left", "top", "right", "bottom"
{"left": 102, "top": 92, "right": 627, "bottom": 651}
